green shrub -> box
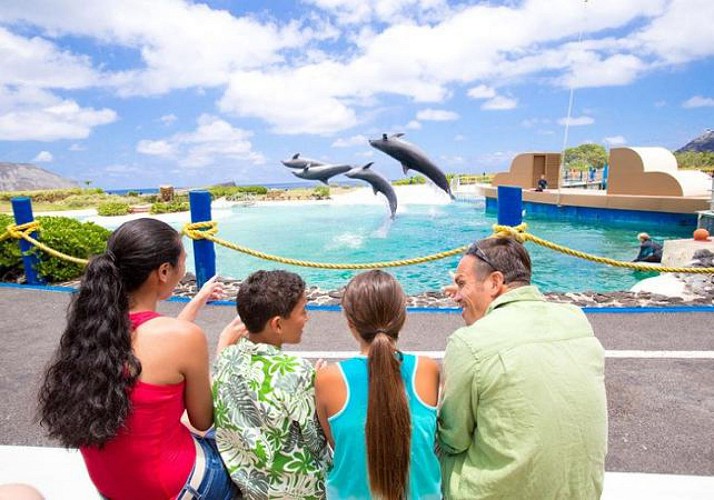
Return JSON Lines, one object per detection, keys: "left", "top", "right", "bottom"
{"left": 0, "top": 187, "right": 104, "bottom": 203}
{"left": 0, "top": 215, "right": 111, "bottom": 282}
{"left": 97, "top": 200, "right": 131, "bottom": 216}
{"left": 33, "top": 217, "right": 111, "bottom": 282}
{"left": 207, "top": 185, "right": 268, "bottom": 199}
{"left": 392, "top": 176, "right": 426, "bottom": 186}
{"left": 312, "top": 186, "right": 330, "bottom": 199}
{"left": 150, "top": 200, "right": 190, "bottom": 214}
{"left": 0, "top": 213, "right": 23, "bottom": 280}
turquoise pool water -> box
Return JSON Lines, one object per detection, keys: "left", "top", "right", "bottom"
{"left": 176, "top": 201, "right": 690, "bottom": 295}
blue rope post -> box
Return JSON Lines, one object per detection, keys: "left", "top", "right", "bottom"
{"left": 188, "top": 190, "right": 216, "bottom": 290}
{"left": 497, "top": 186, "right": 523, "bottom": 226}
{"left": 11, "top": 197, "right": 45, "bottom": 285}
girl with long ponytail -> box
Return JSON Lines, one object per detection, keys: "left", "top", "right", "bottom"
{"left": 38, "top": 218, "right": 241, "bottom": 499}
{"left": 315, "top": 270, "right": 442, "bottom": 499}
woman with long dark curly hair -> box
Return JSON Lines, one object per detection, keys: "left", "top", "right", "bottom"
{"left": 314, "top": 270, "right": 442, "bottom": 499}
{"left": 38, "top": 218, "right": 241, "bottom": 499}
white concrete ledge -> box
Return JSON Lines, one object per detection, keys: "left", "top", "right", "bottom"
{"left": 1, "top": 445, "right": 713, "bottom": 499}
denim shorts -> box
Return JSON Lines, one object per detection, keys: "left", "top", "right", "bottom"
{"left": 176, "top": 430, "right": 240, "bottom": 499}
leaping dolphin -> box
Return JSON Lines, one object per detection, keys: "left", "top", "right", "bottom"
{"left": 281, "top": 153, "right": 325, "bottom": 169}
{"left": 369, "top": 133, "right": 453, "bottom": 198}
{"left": 291, "top": 164, "right": 352, "bottom": 185}
{"left": 344, "top": 162, "right": 398, "bottom": 219}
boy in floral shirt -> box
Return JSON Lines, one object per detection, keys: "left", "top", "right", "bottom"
{"left": 213, "top": 270, "right": 330, "bottom": 499}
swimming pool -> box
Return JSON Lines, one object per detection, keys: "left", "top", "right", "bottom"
{"left": 175, "top": 199, "right": 690, "bottom": 295}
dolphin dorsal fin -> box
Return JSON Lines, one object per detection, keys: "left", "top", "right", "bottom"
{"left": 292, "top": 153, "right": 300, "bottom": 159}
{"left": 362, "top": 162, "right": 374, "bottom": 170}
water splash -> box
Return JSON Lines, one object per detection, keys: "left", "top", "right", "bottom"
{"left": 327, "top": 232, "right": 365, "bottom": 249}
{"left": 373, "top": 217, "right": 393, "bottom": 238}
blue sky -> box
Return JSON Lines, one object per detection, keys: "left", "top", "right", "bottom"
{"left": 1, "top": 0, "right": 713, "bottom": 189}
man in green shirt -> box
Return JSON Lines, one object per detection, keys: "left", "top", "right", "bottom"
{"left": 438, "top": 237, "right": 607, "bottom": 499}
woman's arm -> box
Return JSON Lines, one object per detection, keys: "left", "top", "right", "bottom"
{"left": 177, "top": 276, "right": 223, "bottom": 323}
{"left": 177, "top": 322, "right": 214, "bottom": 431}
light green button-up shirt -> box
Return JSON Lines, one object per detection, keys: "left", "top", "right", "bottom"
{"left": 438, "top": 286, "right": 607, "bottom": 499}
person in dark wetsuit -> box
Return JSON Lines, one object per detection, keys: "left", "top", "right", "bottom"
{"left": 535, "top": 174, "right": 548, "bottom": 192}
{"left": 634, "top": 232, "right": 663, "bottom": 263}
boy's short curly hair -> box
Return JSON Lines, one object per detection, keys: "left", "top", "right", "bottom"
{"left": 236, "top": 270, "right": 306, "bottom": 333}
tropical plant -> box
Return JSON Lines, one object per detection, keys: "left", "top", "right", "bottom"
{"left": 312, "top": 186, "right": 330, "bottom": 199}
{"left": 33, "top": 217, "right": 111, "bottom": 282}
{"left": 97, "top": 201, "right": 131, "bottom": 216}
{"left": 674, "top": 151, "right": 714, "bottom": 173}
{"left": 564, "top": 144, "right": 607, "bottom": 170}
{"left": 0, "top": 216, "right": 111, "bottom": 283}
{"left": 0, "top": 213, "right": 23, "bottom": 280}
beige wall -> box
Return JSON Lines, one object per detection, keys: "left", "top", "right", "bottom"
{"left": 492, "top": 153, "right": 561, "bottom": 189}
{"left": 608, "top": 148, "right": 683, "bottom": 196}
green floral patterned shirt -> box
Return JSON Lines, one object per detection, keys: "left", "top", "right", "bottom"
{"left": 213, "top": 338, "right": 330, "bottom": 499}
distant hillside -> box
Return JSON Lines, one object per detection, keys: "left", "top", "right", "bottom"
{"left": 0, "top": 163, "right": 79, "bottom": 191}
{"left": 676, "top": 129, "right": 714, "bottom": 153}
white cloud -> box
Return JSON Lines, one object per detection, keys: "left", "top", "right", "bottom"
{"left": 467, "top": 85, "right": 496, "bottom": 99}
{"left": 635, "top": 0, "right": 714, "bottom": 64}
{"left": 454, "top": 134, "right": 465, "bottom": 141}
{"left": 303, "top": 0, "right": 448, "bottom": 25}
{"left": 521, "top": 118, "right": 551, "bottom": 128}
{"left": 137, "top": 139, "right": 174, "bottom": 156}
{"left": 136, "top": 114, "right": 265, "bottom": 167}
{"left": 0, "top": 86, "right": 117, "bottom": 141}
{"left": 558, "top": 116, "right": 594, "bottom": 126}
{"left": 604, "top": 135, "right": 627, "bottom": 146}
{"left": 1, "top": 0, "right": 712, "bottom": 137}
{"left": 0, "top": 27, "right": 99, "bottom": 89}
{"left": 405, "top": 120, "right": 421, "bottom": 130}
{"left": 332, "top": 134, "right": 368, "bottom": 147}
{"left": 32, "top": 150, "right": 53, "bottom": 162}
{"left": 482, "top": 96, "right": 517, "bottom": 110}
{"left": 416, "top": 109, "right": 459, "bottom": 121}
{"left": 68, "top": 143, "right": 85, "bottom": 151}
{"left": 160, "top": 114, "right": 177, "bottom": 125}
{"left": 220, "top": 69, "right": 358, "bottom": 135}
{"left": 682, "top": 96, "right": 714, "bottom": 109}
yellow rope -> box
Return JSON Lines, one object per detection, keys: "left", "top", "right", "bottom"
{"left": 491, "top": 223, "right": 714, "bottom": 274}
{"left": 2, "top": 219, "right": 712, "bottom": 275}
{"left": 182, "top": 221, "right": 468, "bottom": 269}
{"left": 5, "top": 221, "right": 89, "bottom": 265}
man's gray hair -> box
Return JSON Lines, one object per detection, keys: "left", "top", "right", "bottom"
{"left": 466, "top": 237, "right": 532, "bottom": 285}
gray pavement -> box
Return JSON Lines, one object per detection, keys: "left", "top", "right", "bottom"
{"left": 1, "top": 286, "right": 713, "bottom": 475}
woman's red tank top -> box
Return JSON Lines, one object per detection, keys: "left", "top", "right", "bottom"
{"left": 80, "top": 311, "right": 195, "bottom": 500}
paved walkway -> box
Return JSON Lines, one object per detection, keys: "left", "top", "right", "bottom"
{"left": 2, "top": 285, "right": 713, "bottom": 498}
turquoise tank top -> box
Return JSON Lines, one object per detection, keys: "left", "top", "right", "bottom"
{"left": 326, "top": 354, "right": 442, "bottom": 499}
